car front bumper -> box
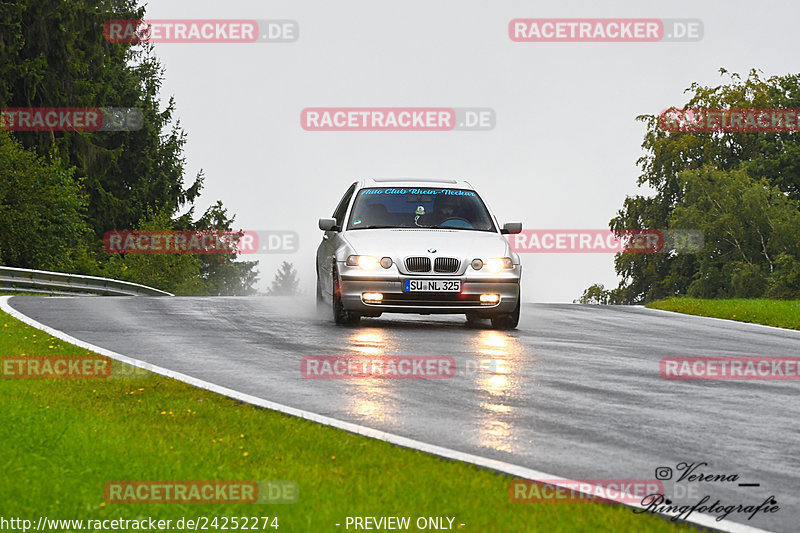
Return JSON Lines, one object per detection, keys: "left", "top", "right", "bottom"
{"left": 338, "top": 272, "right": 520, "bottom": 315}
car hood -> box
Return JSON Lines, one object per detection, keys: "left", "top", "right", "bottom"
{"left": 342, "top": 228, "right": 511, "bottom": 259}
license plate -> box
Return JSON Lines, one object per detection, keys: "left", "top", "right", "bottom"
{"left": 404, "top": 279, "right": 461, "bottom": 292}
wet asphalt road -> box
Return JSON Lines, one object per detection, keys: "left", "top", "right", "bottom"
{"left": 8, "top": 296, "right": 800, "bottom": 533}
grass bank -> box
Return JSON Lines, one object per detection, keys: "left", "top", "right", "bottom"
{"left": 647, "top": 297, "right": 800, "bottom": 330}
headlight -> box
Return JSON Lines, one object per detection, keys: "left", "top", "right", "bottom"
{"left": 380, "top": 257, "right": 393, "bottom": 269}
{"left": 471, "top": 258, "right": 483, "bottom": 270}
{"left": 346, "top": 255, "right": 378, "bottom": 270}
{"left": 485, "top": 257, "right": 513, "bottom": 273}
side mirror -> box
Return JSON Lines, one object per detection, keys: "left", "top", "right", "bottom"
{"left": 318, "top": 218, "right": 338, "bottom": 231}
{"left": 501, "top": 222, "right": 522, "bottom": 235}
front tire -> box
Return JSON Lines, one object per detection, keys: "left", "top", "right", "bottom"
{"left": 332, "top": 268, "right": 360, "bottom": 325}
{"left": 490, "top": 299, "right": 520, "bottom": 330}
{"left": 465, "top": 312, "right": 483, "bottom": 327}
{"left": 316, "top": 269, "right": 327, "bottom": 314}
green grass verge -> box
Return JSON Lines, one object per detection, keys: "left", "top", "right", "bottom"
{"left": 0, "top": 306, "right": 702, "bottom": 532}
{"left": 648, "top": 297, "right": 800, "bottom": 330}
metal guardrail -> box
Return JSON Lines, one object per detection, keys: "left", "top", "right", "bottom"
{"left": 0, "top": 266, "right": 173, "bottom": 296}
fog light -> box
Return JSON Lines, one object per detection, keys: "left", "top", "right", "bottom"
{"left": 362, "top": 292, "right": 383, "bottom": 303}
{"left": 480, "top": 294, "right": 500, "bottom": 304}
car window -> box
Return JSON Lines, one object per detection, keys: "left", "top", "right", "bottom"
{"left": 347, "top": 187, "right": 496, "bottom": 232}
{"left": 332, "top": 183, "right": 357, "bottom": 228}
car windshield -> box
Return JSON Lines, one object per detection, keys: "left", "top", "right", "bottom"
{"left": 346, "top": 187, "right": 496, "bottom": 232}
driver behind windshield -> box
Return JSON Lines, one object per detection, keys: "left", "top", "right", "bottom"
{"left": 428, "top": 194, "right": 463, "bottom": 226}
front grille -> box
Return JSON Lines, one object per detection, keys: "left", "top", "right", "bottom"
{"left": 434, "top": 257, "right": 460, "bottom": 273}
{"left": 405, "top": 257, "right": 431, "bottom": 272}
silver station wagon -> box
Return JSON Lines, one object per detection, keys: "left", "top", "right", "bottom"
{"left": 316, "top": 178, "right": 523, "bottom": 328}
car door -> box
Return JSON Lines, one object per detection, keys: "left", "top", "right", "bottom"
{"left": 317, "top": 182, "right": 357, "bottom": 295}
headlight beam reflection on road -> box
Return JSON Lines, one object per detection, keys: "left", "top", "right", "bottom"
{"left": 470, "top": 331, "right": 520, "bottom": 452}
{"left": 343, "top": 330, "right": 397, "bottom": 423}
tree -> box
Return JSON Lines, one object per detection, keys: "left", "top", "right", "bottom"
{"left": 767, "top": 254, "right": 800, "bottom": 299}
{"left": 0, "top": 0, "right": 258, "bottom": 294}
{"left": 575, "top": 284, "right": 609, "bottom": 304}
{"left": 192, "top": 201, "right": 259, "bottom": 296}
{"left": 600, "top": 69, "right": 800, "bottom": 303}
{"left": 101, "top": 208, "right": 208, "bottom": 295}
{"left": 0, "top": 0, "right": 203, "bottom": 239}
{"left": 266, "top": 262, "right": 300, "bottom": 296}
{"left": 102, "top": 203, "right": 260, "bottom": 296}
{"left": 0, "top": 131, "right": 94, "bottom": 273}
{"left": 669, "top": 168, "right": 800, "bottom": 298}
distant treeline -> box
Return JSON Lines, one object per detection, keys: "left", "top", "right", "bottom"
{"left": 0, "top": 0, "right": 258, "bottom": 295}
{"left": 580, "top": 69, "right": 800, "bottom": 304}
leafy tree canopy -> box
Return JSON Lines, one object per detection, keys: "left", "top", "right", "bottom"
{"left": 598, "top": 69, "right": 800, "bottom": 303}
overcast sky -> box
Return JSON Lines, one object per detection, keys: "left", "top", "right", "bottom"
{"left": 141, "top": 0, "right": 800, "bottom": 302}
